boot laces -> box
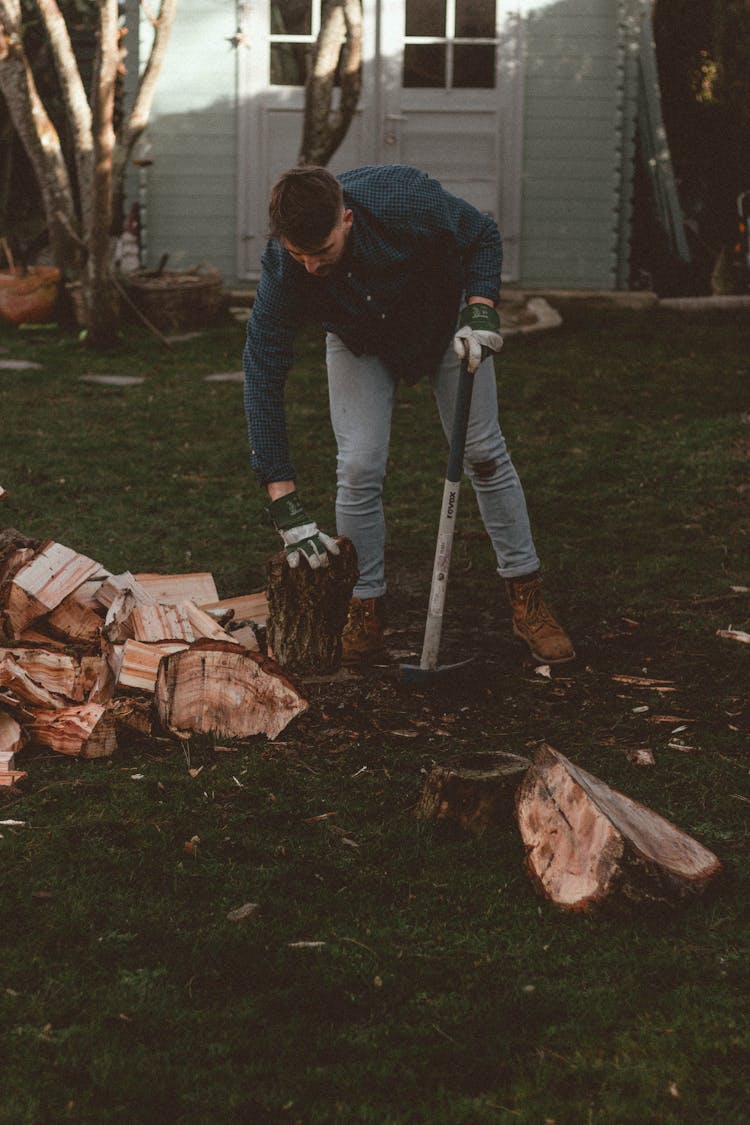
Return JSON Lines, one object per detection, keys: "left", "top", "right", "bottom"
{"left": 519, "top": 582, "right": 558, "bottom": 629}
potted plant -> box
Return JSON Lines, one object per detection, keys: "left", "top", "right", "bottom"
{"left": 0, "top": 238, "right": 60, "bottom": 325}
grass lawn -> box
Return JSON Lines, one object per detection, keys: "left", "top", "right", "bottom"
{"left": 0, "top": 301, "right": 748, "bottom": 1124}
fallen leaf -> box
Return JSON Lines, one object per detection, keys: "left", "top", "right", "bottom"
{"left": 627, "top": 748, "right": 655, "bottom": 766}
{"left": 226, "top": 902, "right": 260, "bottom": 923}
{"left": 188, "top": 766, "right": 204, "bottom": 778}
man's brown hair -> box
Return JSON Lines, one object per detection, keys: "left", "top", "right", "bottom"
{"left": 268, "top": 166, "right": 344, "bottom": 250}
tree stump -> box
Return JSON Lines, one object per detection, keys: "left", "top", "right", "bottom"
{"left": 416, "top": 751, "right": 532, "bottom": 836}
{"left": 266, "top": 537, "right": 359, "bottom": 674}
{"left": 516, "top": 744, "right": 722, "bottom": 911}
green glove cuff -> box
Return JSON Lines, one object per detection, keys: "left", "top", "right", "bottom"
{"left": 269, "top": 491, "right": 308, "bottom": 532}
{"left": 458, "top": 304, "right": 500, "bottom": 333}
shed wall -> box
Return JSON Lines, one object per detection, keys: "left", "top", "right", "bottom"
{"left": 137, "top": 0, "right": 639, "bottom": 290}
{"left": 519, "top": 0, "right": 634, "bottom": 289}
{"left": 137, "top": 0, "right": 238, "bottom": 276}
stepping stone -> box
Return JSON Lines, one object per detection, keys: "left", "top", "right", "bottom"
{"left": 0, "top": 359, "right": 44, "bottom": 371}
{"left": 205, "top": 371, "right": 244, "bottom": 383}
{"left": 79, "top": 374, "right": 145, "bottom": 387}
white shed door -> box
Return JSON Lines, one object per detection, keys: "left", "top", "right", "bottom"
{"left": 237, "top": 1, "right": 523, "bottom": 280}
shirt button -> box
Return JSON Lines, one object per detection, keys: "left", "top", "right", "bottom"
{"left": 366, "top": 295, "right": 372, "bottom": 302}
{"left": 347, "top": 272, "right": 352, "bottom": 279}
{"left": 380, "top": 313, "right": 386, "bottom": 319}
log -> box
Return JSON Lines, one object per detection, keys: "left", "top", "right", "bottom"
{"left": 266, "top": 538, "right": 358, "bottom": 674}
{"left": 129, "top": 602, "right": 197, "bottom": 643}
{"left": 198, "top": 591, "right": 269, "bottom": 628}
{"left": 29, "top": 702, "right": 117, "bottom": 758}
{"left": 134, "top": 571, "right": 219, "bottom": 605}
{"left": 1, "top": 540, "right": 103, "bottom": 637}
{"left": 4, "top": 646, "right": 81, "bottom": 700}
{"left": 516, "top": 744, "right": 722, "bottom": 911}
{"left": 117, "top": 638, "right": 189, "bottom": 692}
{"left": 0, "top": 710, "right": 25, "bottom": 756}
{"left": 0, "top": 651, "right": 64, "bottom": 710}
{"left": 47, "top": 578, "right": 108, "bottom": 644}
{"left": 416, "top": 751, "right": 532, "bottom": 836}
{"left": 154, "top": 639, "right": 308, "bottom": 741}
{"left": 94, "top": 572, "right": 156, "bottom": 610}
{"left": 0, "top": 528, "right": 39, "bottom": 585}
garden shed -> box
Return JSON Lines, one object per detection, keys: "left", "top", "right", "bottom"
{"left": 130, "top": 0, "right": 667, "bottom": 292}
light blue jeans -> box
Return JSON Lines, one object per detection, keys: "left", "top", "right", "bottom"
{"left": 326, "top": 332, "right": 540, "bottom": 599}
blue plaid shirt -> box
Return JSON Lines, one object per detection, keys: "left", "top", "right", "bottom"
{"left": 243, "top": 164, "right": 503, "bottom": 484}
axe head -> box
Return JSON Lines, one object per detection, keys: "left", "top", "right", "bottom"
{"left": 398, "top": 656, "right": 474, "bottom": 685}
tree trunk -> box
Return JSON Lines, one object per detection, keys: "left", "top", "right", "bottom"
{"left": 298, "top": 0, "right": 362, "bottom": 166}
{"left": 112, "top": 0, "right": 178, "bottom": 228}
{"left": 266, "top": 537, "right": 359, "bottom": 675}
{"left": 0, "top": 0, "right": 82, "bottom": 270}
{"left": 516, "top": 744, "right": 722, "bottom": 911}
{"left": 1, "top": 0, "right": 177, "bottom": 347}
{"left": 80, "top": 0, "right": 120, "bottom": 347}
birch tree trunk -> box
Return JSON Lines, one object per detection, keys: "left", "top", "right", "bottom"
{"left": 298, "top": 0, "right": 362, "bottom": 167}
{"left": 84, "top": 0, "right": 120, "bottom": 347}
{"left": 0, "top": 0, "right": 177, "bottom": 348}
{"left": 0, "top": 0, "right": 82, "bottom": 270}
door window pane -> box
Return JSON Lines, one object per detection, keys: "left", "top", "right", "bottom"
{"left": 405, "top": 0, "right": 446, "bottom": 38}
{"left": 455, "top": 0, "right": 495, "bottom": 39}
{"left": 271, "top": 0, "right": 312, "bottom": 36}
{"left": 453, "top": 44, "right": 495, "bottom": 88}
{"left": 403, "top": 44, "right": 446, "bottom": 87}
{"left": 271, "top": 43, "right": 309, "bottom": 86}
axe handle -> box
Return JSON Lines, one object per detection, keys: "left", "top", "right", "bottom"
{"left": 418, "top": 360, "right": 475, "bottom": 670}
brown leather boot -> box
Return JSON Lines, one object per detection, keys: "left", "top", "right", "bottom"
{"left": 506, "top": 572, "right": 575, "bottom": 664}
{"left": 341, "top": 597, "right": 386, "bottom": 662}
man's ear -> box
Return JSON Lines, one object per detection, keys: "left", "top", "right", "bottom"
{"left": 342, "top": 208, "right": 353, "bottom": 233}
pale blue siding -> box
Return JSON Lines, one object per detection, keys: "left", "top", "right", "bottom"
{"left": 136, "top": 0, "right": 238, "bottom": 278}
{"left": 137, "top": 0, "right": 643, "bottom": 290}
{"left": 519, "top": 0, "right": 638, "bottom": 289}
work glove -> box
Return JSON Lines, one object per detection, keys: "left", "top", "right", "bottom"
{"left": 452, "top": 303, "right": 504, "bottom": 374}
{"left": 269, "top": 491, "right": 340, "bottom": 569}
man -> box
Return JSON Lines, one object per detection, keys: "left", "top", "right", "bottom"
{"left": 243, "top": 164, "right": 574, "bottom": 665}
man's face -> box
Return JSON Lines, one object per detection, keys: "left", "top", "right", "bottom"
{"left": 283, "top": 208, "right": 353, "bottom": 277}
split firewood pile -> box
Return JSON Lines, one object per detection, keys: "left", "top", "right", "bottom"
{"left": 417, "top": 745, "right": 722, "bottom": 911}
{"left": 0, "top": 526, "right": 319, "bottom": 780}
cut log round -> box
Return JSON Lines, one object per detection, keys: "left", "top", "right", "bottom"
{"left": 516, "top": 744, "right": 722, "bottom": 911}
{"left": 266, "top": 537, "right": 359, "bottom": 674}
{"left": 416, "top": 751, "right": 531, "bottom": 835}
{"left": 154, "top": 639, "right": 308, "bottom": 741}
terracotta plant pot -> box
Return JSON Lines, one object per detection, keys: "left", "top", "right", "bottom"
{"left": 0, "top": 266, "right": 61, "bottom": 325}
